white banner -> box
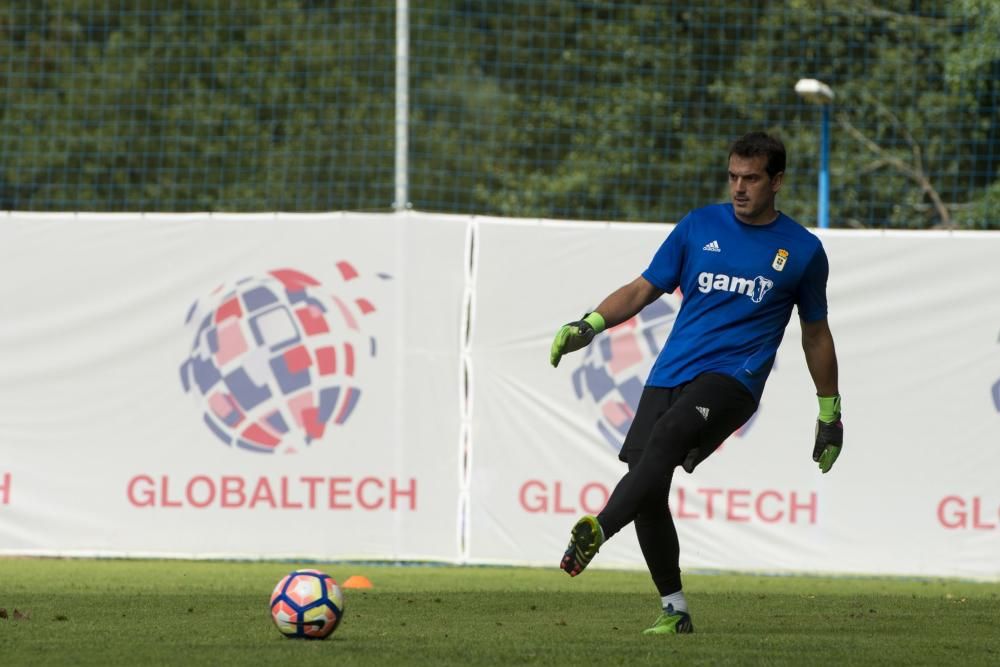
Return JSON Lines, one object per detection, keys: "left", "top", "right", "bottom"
{"left": 2, "top": 212, "right": 998, "bottom": 579}
{"left": 466, "top": 220, "right": 1000, "bottom": 580}
{"left": 0, "top": 212, "right": 468, "bottom": 561}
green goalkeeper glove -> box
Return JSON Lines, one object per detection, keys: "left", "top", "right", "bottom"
{"left": 813, "top": 394, "right": 843, "bottom": 473}
{"left": 550, "top": 312, "right": 606, "bottom": 367}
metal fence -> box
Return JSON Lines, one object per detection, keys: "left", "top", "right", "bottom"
{"left": 1, "top": 1, "right": 996, "bottom": 227}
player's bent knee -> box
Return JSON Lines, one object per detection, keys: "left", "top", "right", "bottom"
{"left": 647, "top": 413, "right": 704, "bottom": 468}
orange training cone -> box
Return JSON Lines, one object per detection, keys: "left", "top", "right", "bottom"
{"left": 343, "top": 575, "right": 373, "bottom": 589}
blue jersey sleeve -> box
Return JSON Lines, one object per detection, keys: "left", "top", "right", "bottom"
{"left": 797, "top": 242, "right": 829, "bottom": 322}
{"left": 642, "top": 217, "right": 689, "bottom": 292}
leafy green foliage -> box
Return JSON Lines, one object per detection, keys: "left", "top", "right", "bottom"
{"left": 0, "top": 1, "right": 394, "bottom": 212}
{"left": 0, "top": 2, "right": 996, "bottom": 227}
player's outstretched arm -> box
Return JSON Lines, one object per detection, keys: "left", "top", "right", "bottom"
{"left": 801, "top": 318, "right": 843, "bottom": 473}
{"left": 550, "top": 276, "right": 663, "bottom": 368}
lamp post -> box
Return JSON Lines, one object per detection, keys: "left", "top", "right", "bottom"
{"left": 795, "top": 78, "right": 835, "bottom": 229}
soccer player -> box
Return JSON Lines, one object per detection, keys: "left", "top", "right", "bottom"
{"left": 549, "top": 131, "right": 843, "bottom": 635}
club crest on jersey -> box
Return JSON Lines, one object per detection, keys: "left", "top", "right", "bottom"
{"left": 772, "top": 249, "right": 788, "bottom": 271}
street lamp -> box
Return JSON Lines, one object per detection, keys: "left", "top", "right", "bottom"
{"left": 795, "top": 78, "right": 835, "bottom": 229}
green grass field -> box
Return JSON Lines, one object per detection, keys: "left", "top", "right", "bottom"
{"left": 1, "top": 559, "right": 998, "bottom": 665}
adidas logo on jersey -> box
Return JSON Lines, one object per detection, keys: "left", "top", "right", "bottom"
{"left": 702, "top": 240, "right": 721, "bottom": 252}
{"left": 696, "top": 406, "right": 710, "bottom": 420}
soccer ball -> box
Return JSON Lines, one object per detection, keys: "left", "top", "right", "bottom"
{"left": 269, "top": 569, "right": 345, "bottom": 639}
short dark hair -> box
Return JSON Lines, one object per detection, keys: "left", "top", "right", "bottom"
{"left": 729, "top": 131, "right": 786, "bottom": 179}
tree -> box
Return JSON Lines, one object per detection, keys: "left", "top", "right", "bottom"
{"left": 0, "top": 1, "right": 995, "bottom": 227}
{"left": 0, "top": 0, "right": 396, "bottom": 212}
{"left": 944, "top": 0, "right": 1000, "bottom": 229}
{"left": 411, "top": 1, "right": 769, "bottom": 222}
{"left": 712, "top": 0, "right": 998, "bottom": 228}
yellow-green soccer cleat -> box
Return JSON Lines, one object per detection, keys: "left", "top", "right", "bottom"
{"left": 641, "top": 605, "right": 694, "bottom": 635}
{"left": 559, "top": 515, "right": 603, "bottom": 577}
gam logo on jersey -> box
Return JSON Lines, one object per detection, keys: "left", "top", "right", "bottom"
{"left": 179, "top": 265, "right": 387, "bottom": 455}
{"left": 697, "top": 271, "right": 773, "bottom": 303}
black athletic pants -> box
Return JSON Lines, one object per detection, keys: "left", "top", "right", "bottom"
{"left": 596, "top": 373, "right": 757, "bottom": 596}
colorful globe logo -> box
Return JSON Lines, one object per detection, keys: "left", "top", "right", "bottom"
{"left": 572, "top": 297, "right": 678, "bottom": 453}
{"left": 571, "top": 295, "right": 759, "bottom": 453}
{"left": 180, "top": 265, "right": 383, "bottom": 454}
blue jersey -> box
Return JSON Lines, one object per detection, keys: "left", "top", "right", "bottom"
{"left": 641, "top": 203, "right": 829, "bottom": 402}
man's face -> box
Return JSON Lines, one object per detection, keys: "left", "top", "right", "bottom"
{"left": 728, "top": 154, "right": 783, "bottom": 224}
